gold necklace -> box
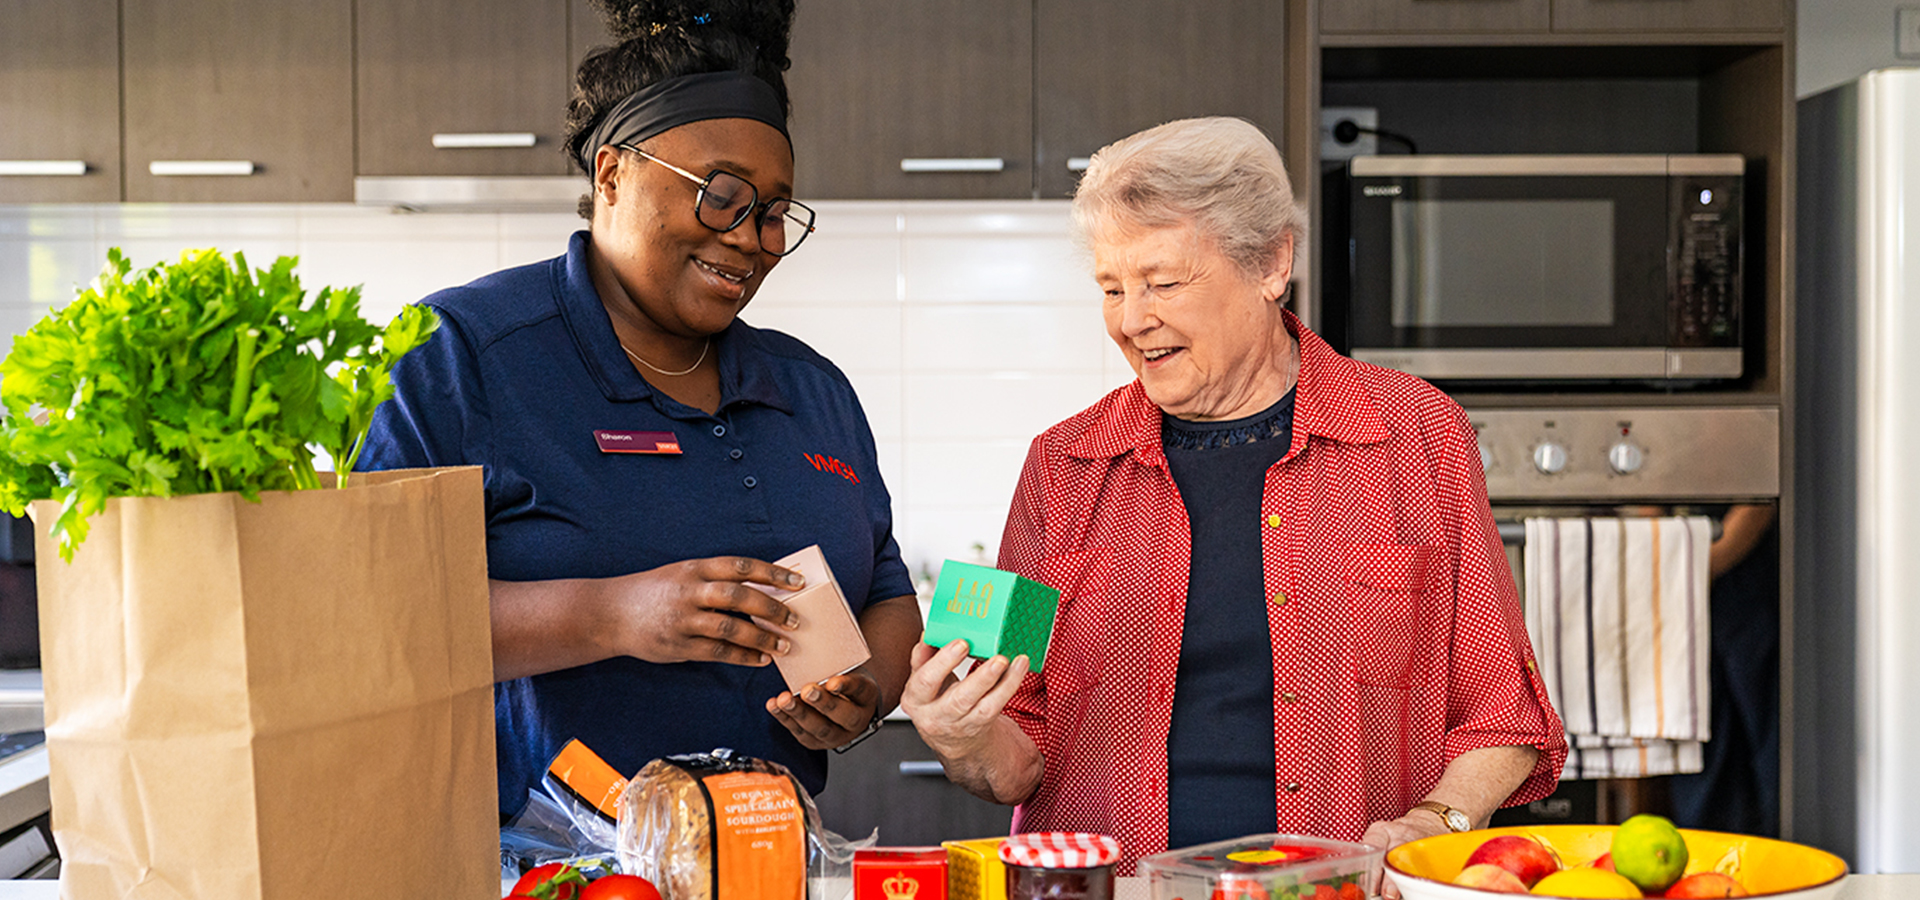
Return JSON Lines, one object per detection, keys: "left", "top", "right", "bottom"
{"left": 621, "top": 340, "right": 709, "bottom": 377}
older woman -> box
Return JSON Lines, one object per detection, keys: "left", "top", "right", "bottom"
{"left": 901, "top": 117, "right": 1566, "bottom": 873}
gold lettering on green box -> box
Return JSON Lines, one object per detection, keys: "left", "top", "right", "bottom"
{"left": 923, "top": 561, "right": 1062, "bottom": 670}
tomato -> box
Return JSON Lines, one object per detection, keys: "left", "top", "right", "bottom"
{"left": 579, "top": 874, "right": 663, "bottom": 900}
{"left": 508, "top": 863, "right": 582, "bottom": 900}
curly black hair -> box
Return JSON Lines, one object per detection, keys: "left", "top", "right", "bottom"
{"left": 565, "top": 0, "right": 796, "bottom": 218}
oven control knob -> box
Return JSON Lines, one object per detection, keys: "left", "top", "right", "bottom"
{"left": 1532, "top": 442, "right": 1569, "bottom": 475}
{"left": 1608, "top": 441, "right": 1646, "bottom": 474}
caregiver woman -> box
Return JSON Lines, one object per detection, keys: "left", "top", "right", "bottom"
{"left": 360, "top": 0, "right": 920, "bottom": 817}
{"left": 902, "top": 117, "right": 1566, "bottom": 872}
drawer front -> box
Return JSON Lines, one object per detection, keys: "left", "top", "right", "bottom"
{"left": 1320, "top": 0, "right": 1551, "bottom": 33}
{"left": 813, "top": 722, "right": 1013, "bottom": 845}
{"left": 1551, "top": 0, "right": 1785, "bottom": 32}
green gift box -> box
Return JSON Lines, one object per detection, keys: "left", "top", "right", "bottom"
{"left": 923, "top": 560, "right": 1061, "bottom": 670}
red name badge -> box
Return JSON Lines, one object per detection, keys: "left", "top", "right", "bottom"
{"left": 594, "top": 430, "right": 682, "bottom": 454}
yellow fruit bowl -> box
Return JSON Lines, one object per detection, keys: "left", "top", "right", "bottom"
{"left": 1385, "top": 825, "right": 1847, "bottom": 899}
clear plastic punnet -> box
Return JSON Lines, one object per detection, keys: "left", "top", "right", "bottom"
{"left": 1135, "top": 833, "right": 1384, "bottom": 900}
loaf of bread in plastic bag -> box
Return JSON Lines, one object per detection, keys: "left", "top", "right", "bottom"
{"left": 615, "top": 748, "right": 818, "bottom": 900}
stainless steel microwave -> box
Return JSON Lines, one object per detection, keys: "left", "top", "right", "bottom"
{"left": 1342, "top": 154, "right": 1744, "bottom": 383}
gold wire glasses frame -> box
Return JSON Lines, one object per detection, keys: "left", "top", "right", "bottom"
{"left": 619, "top": 143, "right": 817, "bottom": 257}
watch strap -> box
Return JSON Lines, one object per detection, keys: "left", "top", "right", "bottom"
{"left": 1412, "top": 800, "right": 1472, "bottom": 832}
{"left": 832, "top": 709, "right": 885, "bottom": 753}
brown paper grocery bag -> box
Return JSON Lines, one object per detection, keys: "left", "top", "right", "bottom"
{"left": 32, "top": 466, "right": 496, "bottom": 900}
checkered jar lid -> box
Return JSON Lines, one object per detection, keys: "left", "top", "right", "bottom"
{"left": 998, "top": 832, "right": 1123, "bottom": 868}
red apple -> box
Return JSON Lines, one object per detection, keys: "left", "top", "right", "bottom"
{"left": 1463, "top": 835, "right": 1559, "bottom": 887}
{"left": 1452, "top": 863, "right": 1530, "bottom": 894}
{"left": 1594, "top": 852, "right": 1617, "bottom": 871}
{"left": 1664, "top": 872, "right": 1749, "bottom": 898}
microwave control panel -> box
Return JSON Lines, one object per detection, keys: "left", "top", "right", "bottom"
{"left": 1467, "top": 406, "right": 1778, "bottom": 501}
{"left": 1670, "top": 174, "right": 1744, "bottom": 348}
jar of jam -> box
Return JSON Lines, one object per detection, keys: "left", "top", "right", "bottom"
{"left": 998, "top": 832, "right": 1122, "bottom": 900}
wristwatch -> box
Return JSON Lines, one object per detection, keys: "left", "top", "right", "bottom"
{"left": 832, "top": 708, "right": 885, "bottom": 754}
{"left": 1412, "top": 800, "right": 1472, "bottom": 833}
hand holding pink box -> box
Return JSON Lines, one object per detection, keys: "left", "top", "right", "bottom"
{"left": 748, "top": 544, "right": 873, "bottom": 691}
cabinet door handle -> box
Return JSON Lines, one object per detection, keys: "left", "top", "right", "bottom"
{"left": 898, "top": 760, "right": 947, "bottom": 777}
{"left": 0, "top": 161, "right": 87, "bottom": 176}
{"left": 432, "top": 133, "right": 538, "bottom": 149}
{"left": 1067, "top": 157, "right": 1092, "bottom": 172}
{"left": 149, "top": 161, "right": 255, "bottom": 177}
{"left": 900, "top": 158, "right": 1005, "bottom": 173}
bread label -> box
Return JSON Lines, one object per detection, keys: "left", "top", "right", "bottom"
{"left": 702, "top": 770, "right": 805, "bottom": 900}
{"left": 546, "top": 738, "right": 628, "bottom": 822}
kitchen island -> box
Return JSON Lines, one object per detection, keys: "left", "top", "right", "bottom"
{"left": 0, "top": 874, "right": 1905, "bottom": 898}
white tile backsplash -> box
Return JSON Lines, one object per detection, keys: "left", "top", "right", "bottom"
{"left": 297, "top": 238, "right": 502, "bottom": 325}
{"left": 903, "top": 440, "right": 1030, "bottom": 510}
{"left": 0, "top": 207, "right": 93, "bottom": 239}
{"left": 903, "top": 507, "right": 1011, "bottom": 579}
{"left": 902, "top": 234, "right": 1093, "bottom": 305}
{"left": 903, "top": 304, "right": 1106, "bottom": 372}
{"left": 741, "top": 304, "right": 904, "bottom": 373}
{"left": 0, "top": 239, "right": 98, "bottom": 309}
{"left": 0, "top": 199, "right": 1114, "bottom": 569}
{"left": 905, "top": 371, "right": 1107, "bottom": 441}
{"left": 753, "top": 235, "right": 901, "bottom": 306}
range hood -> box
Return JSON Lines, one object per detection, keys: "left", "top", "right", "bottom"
{"left": 354, "top": 176, "right": 584, "bottom": 212}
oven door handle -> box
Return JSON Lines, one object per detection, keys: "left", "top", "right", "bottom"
{"left": 1495, "top": 519, "right": 1721, "bottom": 545}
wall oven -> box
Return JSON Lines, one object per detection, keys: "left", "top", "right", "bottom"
{"left": 1342, "top": 154, "right": 1745, "bottom": 384}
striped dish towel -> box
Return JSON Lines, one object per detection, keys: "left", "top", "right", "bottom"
{"left": 1523, "top": 517, "right": 1712, "bottom": 779}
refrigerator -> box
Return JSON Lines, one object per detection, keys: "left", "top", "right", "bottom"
{"left": 1795, "top": 67, "right": 1920, "bottom": 872}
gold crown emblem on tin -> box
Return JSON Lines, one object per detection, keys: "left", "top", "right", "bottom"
{"left": 882, "top": 872, "right": 920, "bottom": 900}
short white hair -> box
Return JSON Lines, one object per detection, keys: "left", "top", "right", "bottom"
{"left": 1071, "top": 117, "right": 1305, "bottom": 279}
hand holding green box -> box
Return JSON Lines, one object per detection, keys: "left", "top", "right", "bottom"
{"left": 923, "top": 560, "right": 1061, "bottom": 671}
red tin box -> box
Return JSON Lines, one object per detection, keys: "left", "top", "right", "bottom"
{"left": 855, "top": 847, "right": 950, "bottom": 900}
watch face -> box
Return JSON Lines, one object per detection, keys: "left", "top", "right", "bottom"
{"left": 1446, "top": 810, "right": 1471, "bottom": 832}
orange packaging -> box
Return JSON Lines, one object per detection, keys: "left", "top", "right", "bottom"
{"left": 546, "top": 738, "right": 629, "bottom": 822}
{"left": 942, "top": 837, "right": 1010, "bottom": 900}
{"left": 701, "top": 769, "right": 805, "bottom": 899}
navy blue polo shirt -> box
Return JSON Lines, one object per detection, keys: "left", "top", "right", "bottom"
{"left": 360, "top": 230, "right": 914, "bottom": 815}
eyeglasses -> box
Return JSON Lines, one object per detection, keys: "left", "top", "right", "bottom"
{"left": 620, "top": 143, "right": 816, "bottom": 257}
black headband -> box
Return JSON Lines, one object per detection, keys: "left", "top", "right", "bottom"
{"left": 578, "top": 70, "right": 789, "bottom": 173}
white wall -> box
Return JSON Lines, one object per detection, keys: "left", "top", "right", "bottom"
{"left": 1799, "top": 0, "right": 1920, "bottom": 97}
{"left": 0, "top": 200, "right": 1126, "bottom": 580}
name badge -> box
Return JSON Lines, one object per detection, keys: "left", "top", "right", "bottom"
{"left": 594, "top": 430, "right": 682, "bottom": 454}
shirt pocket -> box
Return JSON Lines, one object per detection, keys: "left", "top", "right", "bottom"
{"left": 1341, "top": 543, "right": 1436, "bottom": 689}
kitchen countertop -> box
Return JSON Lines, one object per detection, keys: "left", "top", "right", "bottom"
{"left": 0, "top": 671, "right": 1892, "bottom": 899}
{"left": 0, "top": 874, "right": 1906, "bottom": 898}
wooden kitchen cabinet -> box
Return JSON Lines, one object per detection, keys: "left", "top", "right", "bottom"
{"left": 1035, "top": 0, "right": 1288, "bottom": 200}
{"left": 786, "top": 0, "right": 1034, "bottom": 200}
{"left": 0, "top": 0, "right": 120, "bottom": 203}
{"left": 570, "top": 0, "right": 618, "bottom": 69}
{"left": 1550, "top": 0, "right": 1785, "bottom": 32}
{"left": 1320, "top": 0, "right": 1550, "bottom": 34}
{"left": 357, "top": 0, "right": 572, "bottom": 177}
{"left": 1323, "top": 0, "right": 1784, "bottom": 35}
{"left": 813, "top": 722, "right": 1014, "bottom": 845}
{"left": 120, "top": 0, "right": 353, "bottom": 202}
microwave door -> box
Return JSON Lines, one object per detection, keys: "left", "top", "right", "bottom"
{"left": 1346, "top": 172, "right": 1672, "bottom": 380}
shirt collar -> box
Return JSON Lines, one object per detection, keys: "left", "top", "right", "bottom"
{"left": 555, "top": 229, "right": 791, "bottom": 414}
{"left": 1065, "top": 310, "right": 1388, "bottom": 464}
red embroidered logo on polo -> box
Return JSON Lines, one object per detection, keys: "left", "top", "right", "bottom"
{"left": 594, "top": 430, "right": 682, "bottom": 454}
{"left": 803, "top": 453, "right": 860, "bottom": 484}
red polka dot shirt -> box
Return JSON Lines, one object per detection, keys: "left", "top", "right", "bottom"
{"left": 998, "top": 313, "right": 1567, "bottom": 874}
